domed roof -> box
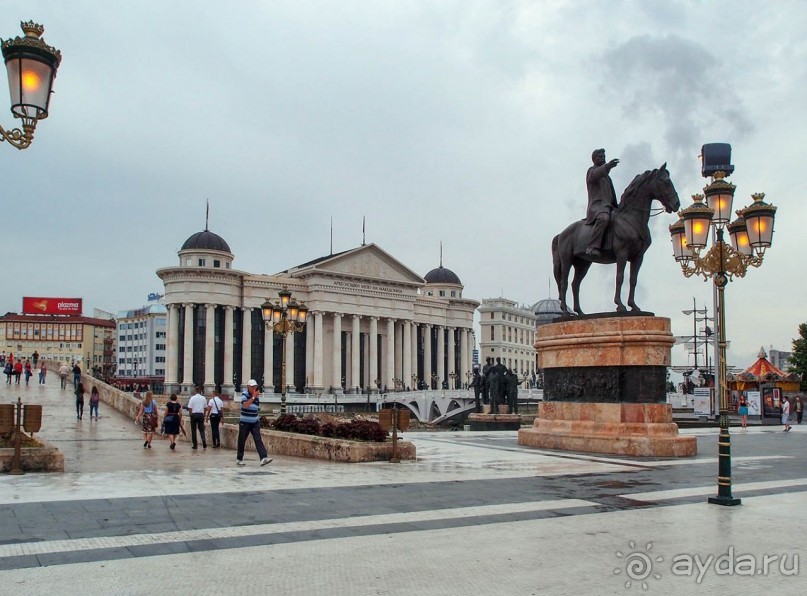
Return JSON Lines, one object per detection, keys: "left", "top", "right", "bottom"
{"left": 531, "top": 298, "right": 563, "bottom": 315}
{"left": 181, "top": 230, "right": 231, "bottom": 253}
{"left": 424, "top": 266, "right": 462, "bottom": 285}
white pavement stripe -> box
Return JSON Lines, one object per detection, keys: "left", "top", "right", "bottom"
{"left": 0, "top": 498, "right": 596, "bottom": 559}
{"left": 620, "top": 477, "right": 807, "bottom": 501}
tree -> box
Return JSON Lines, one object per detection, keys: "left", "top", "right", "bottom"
{"left": 788, "top": 322, "right": 807, "bottom": 391}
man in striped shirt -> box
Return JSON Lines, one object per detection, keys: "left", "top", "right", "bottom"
{"left": 236, "top": 379, "right": 272, "bottom": 466}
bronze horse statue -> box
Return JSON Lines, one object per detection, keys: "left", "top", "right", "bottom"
{"left": 552, "top": 164, "right": 680, "bottom": 315}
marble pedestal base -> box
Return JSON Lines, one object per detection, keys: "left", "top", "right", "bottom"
{"left": 518, "top": 402, "right": 696, "bottom": 457}
{"left": 467, "top": 413, "right": 522, "bottom": 431}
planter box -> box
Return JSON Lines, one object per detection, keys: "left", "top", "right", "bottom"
{"left": 0, "top": 436, "right": 64, "bottom": 473}
{"left": 176, "top": 421, "right": 415, "bottom": 462}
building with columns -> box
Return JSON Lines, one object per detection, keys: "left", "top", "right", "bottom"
{"left": 157, "top": 229, "right": 479, "bottom": 397}
{"left": 478, "top": 298, "right": 538, "bottom": 377}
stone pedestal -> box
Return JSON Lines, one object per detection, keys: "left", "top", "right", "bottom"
{"left": 518, "top": 314, "right": 696, "bottom": 457}
{"left": 468, "top": 413, "right": 522, "bottom": 431}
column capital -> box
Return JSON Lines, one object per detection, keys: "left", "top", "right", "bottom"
{"left": 332, "top": 312, "right": 343, "bottom": 319}
{"left": 352, "top": 314, "right": 361, "bottom": 320}
{"left": 223, "top": 305, "right": 235, "bottom": 312}
{"left": 241, "top": 306, "right": 252, "bottom": 312}
{"left": 205, "top": 303, "right": 216, "bottom": 310}
{"left": 182, "top": 302, "right": 194, "bottom": 309}
{"left": 369, "top": 316, "right": 379, "bottom": 322}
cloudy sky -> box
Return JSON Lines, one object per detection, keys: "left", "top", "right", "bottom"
{"left": 3, "top": 1, "right": 806, "bottom": 375}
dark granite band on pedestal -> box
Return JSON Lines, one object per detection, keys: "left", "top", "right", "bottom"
{"left": 518, "top": 314, "right": 696, "bottom": 457}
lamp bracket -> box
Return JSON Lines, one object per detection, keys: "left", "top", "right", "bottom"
{"left": 0, "top": 122, "right": 35, "bottom": 150}
{"left": 678, "top": 240, "right": 764, "bottom": 281}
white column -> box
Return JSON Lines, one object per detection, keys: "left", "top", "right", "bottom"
{"left": 410, "top": 322, "right": 418, "bottom": 389}
{"left": 386, "top": 318, "right": 395, "bottom": 390}
{"left": 313, "top": 311, "right": 324, "bottom": 389}
{"left": 166, "top": 304, "right": 180, "bottom": 387}
{"left": 394, "top": 321, "right": 403, "bottom": 386}
{"left": 182, "top": 303, "right": 194, "bottom": 388}
{"left": 285, "top": 327, "right": 295, "bottom": 392}
{"left": 369, "top": 317, "right": 378, "bottom": 391}
{"left": 263, "top": 322, "right": 274, "bottom": 393}
{"left": 447, "top": 326, "right": 456, "bottom": 388}
{"left": 423, "top": 324, "right": 432, "bottom": 388}
{"left": 241, "top": 307, "right": 252, "bottom": 387}
{"left": 351, "top": 315, "right": 361, "bottom": 392}
{"left": 223, "top": 306, "right": 234, "bottom": 395}
{"left": 204, "top": 304, "right": 216, "bottom": 392}
{"left": 460, "top": 327, "right": 469, "bottom": 388}
{"left": 332, "top": 313, "right": 342, "bottom": 392}
{"left": 436, "top": 325, "right": 445, "bottom": 388}
{"left": 402, "top": 320, "right": 412, "bottom": 390}
{"left": 305, "top": 317, "right": 314, "bottom": 391}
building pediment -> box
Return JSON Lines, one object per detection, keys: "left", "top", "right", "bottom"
{"left": 289, "top": 244, "right": 425, "bottom": 286}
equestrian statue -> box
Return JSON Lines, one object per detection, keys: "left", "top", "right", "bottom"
{"left": 552, "top": 148, "right": 680, "bottom": 315}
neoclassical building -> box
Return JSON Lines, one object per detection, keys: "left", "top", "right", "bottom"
{"left": 157, "top": 229, "right": 479, "bottom": 397}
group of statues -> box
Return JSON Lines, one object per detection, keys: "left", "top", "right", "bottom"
{"left": 468, "top": 357, "right": 522, "bottom": 414}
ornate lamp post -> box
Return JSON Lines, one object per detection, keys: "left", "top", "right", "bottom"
{"left": 670, "top": 172, "right": 777, "bottom": 507}
{"left": 431, "top": 373, "right": 438, "bottom": 390}
{"left": 261, "top": 289, "right": 308, "bottom": 415}
{"left": 1, "top": 21, "right": 61, "bottom": 150}
{"left": 449, "top": 372, "right": 457, "bottom": 389}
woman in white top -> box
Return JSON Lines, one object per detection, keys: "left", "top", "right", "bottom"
{"left": 781, "top": 397, "right": 791, "bottom": 432}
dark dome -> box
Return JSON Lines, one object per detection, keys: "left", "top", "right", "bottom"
{"left": 531, "top": 298, "right": 563, "bottom": 315}
{"left": 181, "top": 230, "right": 231, "bottom": 253}
{"left": 424, "top": 266, "right": 462, "bottom": 285}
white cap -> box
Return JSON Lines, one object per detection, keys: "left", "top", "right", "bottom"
{"left": 247, "top": 379, "right": 258, "bottom": 387}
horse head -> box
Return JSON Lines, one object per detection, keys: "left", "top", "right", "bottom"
{"left": 652, "top": 163, "right": 680, "bottom": 213}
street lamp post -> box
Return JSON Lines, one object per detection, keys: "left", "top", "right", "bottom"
{"left": 1, "top": 21, "right": 61, "bottom": 150}
{"left": 261, "top": 289, "right": 308, "bottom": 415}
{"left": 449, "top": 372, "right": 457, "bottom": 389}
{"left": 670, "top": 171, "right": 777, "bottom": 507}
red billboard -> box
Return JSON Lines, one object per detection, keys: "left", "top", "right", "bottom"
{"left": 22, "top": 297, "right": 83, "bottom": 315}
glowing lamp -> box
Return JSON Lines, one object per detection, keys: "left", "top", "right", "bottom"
{"left": 703, "top": 172, "right": 736, "bottom": 227}
{"left": 669, "top": 218, "right": 693, "bottom": 262}
{"left": 2, "top": 21, "right": 61, "bottom": 121}
{"left": 679, "top": 194, "right": 714, "bottom": 251}
{"left": 727, "top": 216, "right": 752, "bottom": 256}
{"left": 260, "top": 299, "right": 274, "bottom": 323}
{"left": 278, "top": 289, "right": 291, "bottom": 310}
{"left": 741, "top": 193, "right": 776, "bottom": 250}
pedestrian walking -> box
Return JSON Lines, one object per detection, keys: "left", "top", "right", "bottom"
{"left": 207, "top": 390, "right": 225, "bottom": 448}
{"left": 38, "top": 361, "right": 47, "bottom": 385}
{"left": 135, "top": 392, "right": 159, "bottom": 449}
{"left": 187, "top": 385, "right": 209, "bottom": 449}
{"left": 24, "top": 360, "right": 33, "bottom": 386}
{"left": 32, "top": 350, "right": 39, "bottom": 367}
{"left": 72, "top": 363, "right": 81, "bottom": 388}
{"left": 781, "top": 396, "right": 792, "bottom": 432}
{"left": 738, "top": 395, "right": 749, "bottom": 428}
{"left": 163, "top": 393, "right": 183, "bottom": 450}
{"left": 236, "top": 379, "right": 272, "bottom": 467}
{"left": 796, "top": 396, "right": 804, "bottom": 425}
{"left": 89, "top": 386, "right": 101, "bottom": 420}
{"left": 4, "top": 361, "right": 12, "bottom": 384}
{"left": 13, "top": 360, "right": 22, "bottom": 385}
{"left": 75, "top": 382, "right": 85, "bottom": 420}
{"left": 59, "top": 362, "right": 69, "bottom": 389}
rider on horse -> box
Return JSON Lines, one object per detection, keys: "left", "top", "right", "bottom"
{"left": 585, "top": 148, "right": 620, "bottom": 259}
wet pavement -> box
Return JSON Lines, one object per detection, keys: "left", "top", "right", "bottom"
{"left": 1, "top": 378, "right": 805, "bottom": 594}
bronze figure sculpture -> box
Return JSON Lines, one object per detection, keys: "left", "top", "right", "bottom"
{"left": 552, "top": 156, "right": 680, "bottom": 315}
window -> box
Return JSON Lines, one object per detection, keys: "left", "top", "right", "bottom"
{"left": 119, "top": 347, "right": 125, "bottom": 353}
{"left": 156, "top": 331, "right": 166, "bottom": 338}
{"left": 450, "top": 290, "right": 456, "bottom": 297}
{"left": 439, "top": 290, "right": 445, "bottom": 297}
{"left": 198, "top": 258, "right": 206, "bottom": 267}
{"left": 156, "top": 356, "right": 165, "bottom": 363}
{"left": 213, "top": 260, "right": 220, "bottom": 268}
{"left": 155, "top": 344, "right": 166, "bottom": 351}
{"left": 490, "top": 327, "right": 494, "bottom": 340}
{"left": 185, "top": 258, "right": 192, "bottom": 266}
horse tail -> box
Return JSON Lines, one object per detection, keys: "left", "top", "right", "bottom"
{"left": 552, "top": 235, "right": 561, "bottom": 288}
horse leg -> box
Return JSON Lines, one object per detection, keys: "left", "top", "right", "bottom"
{"left": 614, "top": 255, "right": 627, "bottom": 312}
{"left": 571, "top": 260, "right": 591, "bottom": 315}
{"left": 627, "top": 255, "right": 644, "bottom": 311}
